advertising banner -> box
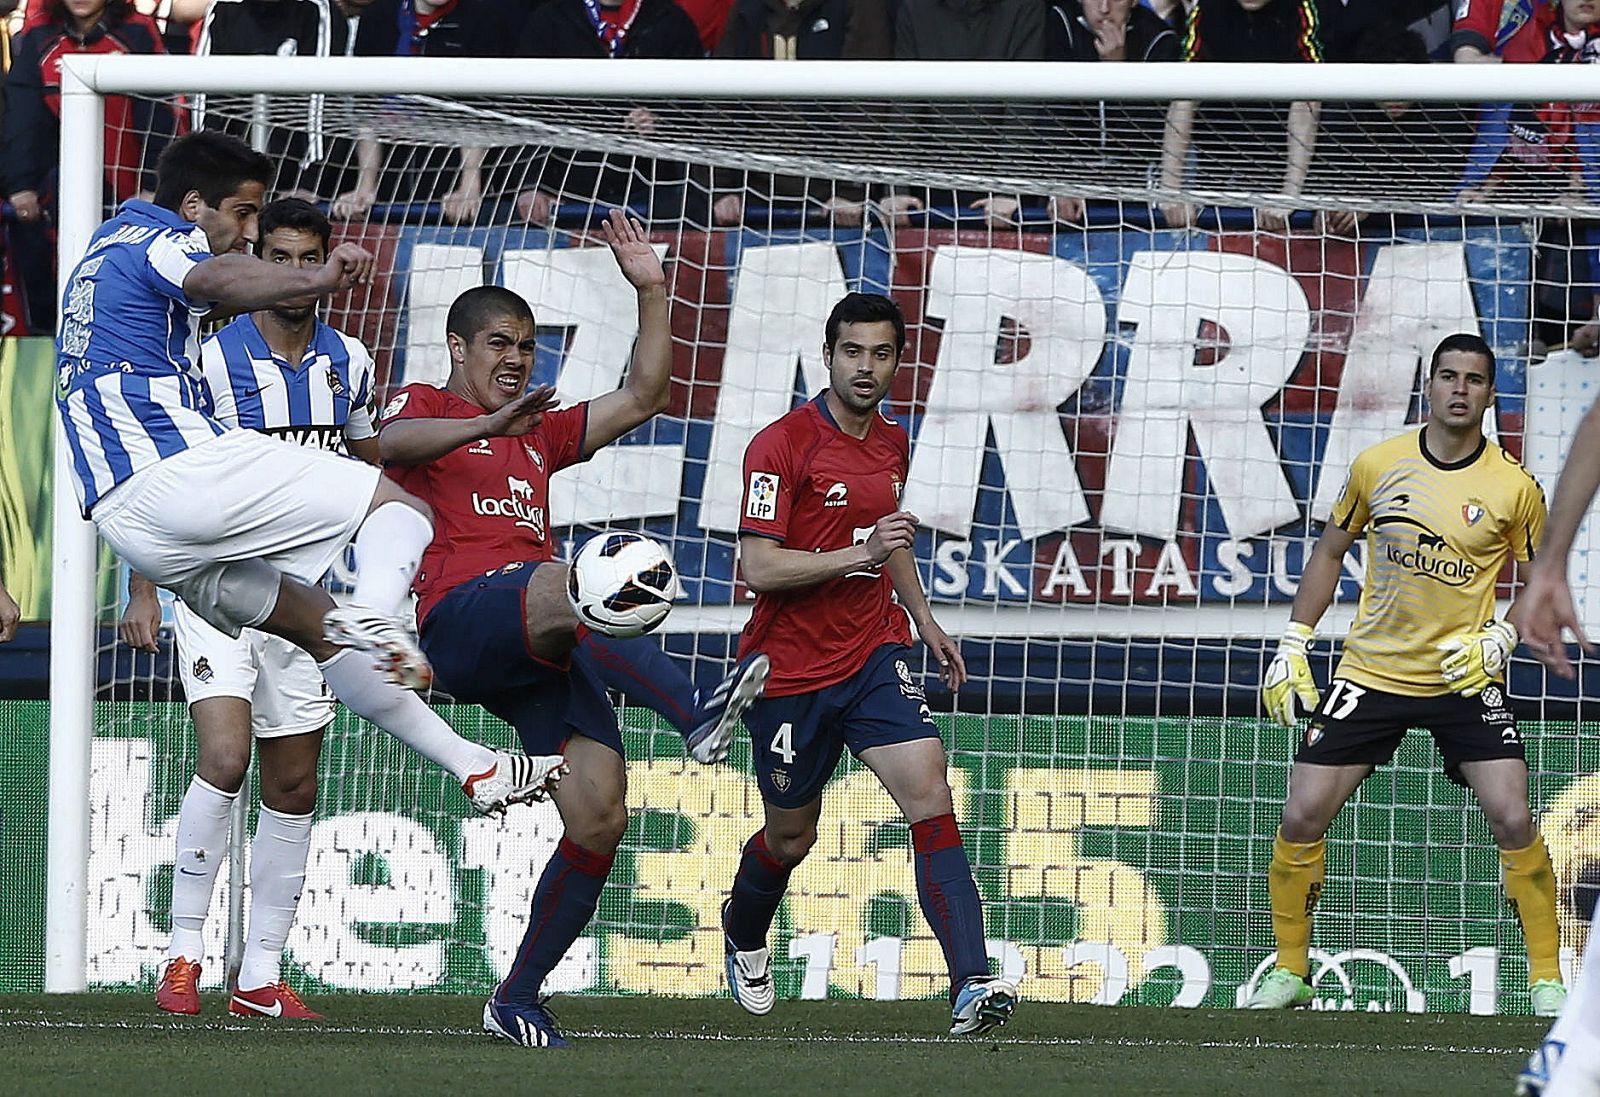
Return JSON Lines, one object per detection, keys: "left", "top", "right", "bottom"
{"left": 2, "top": 699, "right": 1592, "bottom": 1013}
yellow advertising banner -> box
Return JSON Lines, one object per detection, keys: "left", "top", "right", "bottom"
{"left": 0, "top": 337, "right": 54, "bottom": 621}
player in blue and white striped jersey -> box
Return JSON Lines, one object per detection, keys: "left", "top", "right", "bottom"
{"left": 118, "top": 199, "right": 388, "bottom": 1019}
{"left": 62, "top": 133, "right": 564, "bottom": 1009}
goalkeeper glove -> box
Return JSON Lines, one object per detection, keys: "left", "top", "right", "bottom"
{"left": 1438, "top": 618, "right": 1518, "bottom": 697}
{"left": 1263, "top": 622, "right": 1320, "bottom": 727}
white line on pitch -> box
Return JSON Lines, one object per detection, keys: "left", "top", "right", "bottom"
{"left": 0, "top": 1016, "right": 1530, "bottom": 1054}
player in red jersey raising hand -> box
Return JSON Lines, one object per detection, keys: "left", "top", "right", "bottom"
{"left": 380, "top": 211, "right": 767, "bottom": 1047}
{"left": 720, "top": 292, "right": 1017, "bottom": 1036}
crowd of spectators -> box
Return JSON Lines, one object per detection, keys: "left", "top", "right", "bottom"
{"left": 3, "top": 0, "right": 1600, "bottom": 340}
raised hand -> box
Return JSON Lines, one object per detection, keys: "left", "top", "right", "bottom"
{"left": 600, "top": 208, "right": 665, "bottom": 292}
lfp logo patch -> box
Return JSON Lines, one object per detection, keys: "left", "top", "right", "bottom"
{"left": 746, "top": 472, "right": 779, "bottom": 521}
{"left": 1462, "top": 503, "right": 1485, "bottom": 526}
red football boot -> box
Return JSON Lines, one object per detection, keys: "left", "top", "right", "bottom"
{"left": 155, "top": 957, "right": 202, "bottom": 1015}
{"left": 229, "top": 982, "right": 324, "bottom": 1020}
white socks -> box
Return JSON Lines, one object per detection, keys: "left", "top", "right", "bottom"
{"left": 351, "top": 502, "right": 433, "bottom": 613}
{"left": 237, "top": 805, "right": 314, "bottom": 992}
{"left": 318, "top": 648, "right": 496, "bottom": 782}
{"left": 168, "top": 775, "right": 236, "bottom": 962}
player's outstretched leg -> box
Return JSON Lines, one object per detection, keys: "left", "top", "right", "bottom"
{"left": 160, "top": 772, "right": 240, "bottom": 1014}
{"left": 1519, "top": 908, "right": 1591, "bottom": 1095}
{"left": 1525, "top": 894, "right": 1600, "bottom": 1096}
{"left": 322, "top": 491, "right": 438, "bottom": 690}
{"left": 484, "top": 736, "right": 623, "bottom": 1049}
{"left": 243, "top": 568, "right": 565, "bottom": 814}
{"left": 688, "top": 653, "right": 770, "bottom": 765}
{"left": 1517, "top": 907, "right": 1599, "bottom": 1096}
{"left": 582, "top": 634, "right": 769, "bottom": 765}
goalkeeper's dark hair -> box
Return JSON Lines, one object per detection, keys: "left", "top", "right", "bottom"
{"left": 1429, "top": 332, "right": 1496, "bottom": 385}
{"left": 152, "top": 131, "right": 274, "bottom": 211}
{"left": 825, "top": 292, "right": 906, "bottom": 354}
{"left": 447, "top": 285, "right": 534, "bottom": 343}
{"left": 258, "top": 197, "right": 331, "bottom": 255}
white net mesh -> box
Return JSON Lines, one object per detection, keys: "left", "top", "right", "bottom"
{"left": 65, "top": 68, "right": 1600, "bottom": 1011}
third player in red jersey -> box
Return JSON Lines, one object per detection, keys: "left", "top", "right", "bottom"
{"left": 721, "top": 292, "right": 1017, "bottom": 1037}
{"left": 738, "top": 393, "right": 913, "bottom": 694}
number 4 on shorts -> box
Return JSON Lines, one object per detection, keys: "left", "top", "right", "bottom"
{"left": 770, "top": 721, "right": 795, "bottom": 764}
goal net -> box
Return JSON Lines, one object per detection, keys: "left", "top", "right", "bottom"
{"left": 32, "top": 56, "right": 1600, "bottom": 1013}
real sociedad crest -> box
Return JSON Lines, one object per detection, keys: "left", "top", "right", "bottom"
{"left": 1462, "top": 503, "right": 1485, "bottom": 526}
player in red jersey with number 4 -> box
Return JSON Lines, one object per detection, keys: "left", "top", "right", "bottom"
{"left": 720, "top": 292, "right": 1017, "bottom": 1036}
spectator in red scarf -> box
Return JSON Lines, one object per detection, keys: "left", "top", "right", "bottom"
{"left": 3, "top": 0, "right": 182, "bottom": 329}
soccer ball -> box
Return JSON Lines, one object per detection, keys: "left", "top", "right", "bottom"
{"left": 566, "top": 532, "right": 678, "bottom": 638}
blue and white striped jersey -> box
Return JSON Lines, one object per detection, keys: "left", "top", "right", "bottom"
{"left": 55, "top": 200, "right": 225, "bottom": 513}
{"left": 202, "top": 314, "right": 377, "bottom": 453}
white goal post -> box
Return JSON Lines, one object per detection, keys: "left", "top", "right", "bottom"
{"left": 44, "top": 54, "right": 1600, "bottom": 1003}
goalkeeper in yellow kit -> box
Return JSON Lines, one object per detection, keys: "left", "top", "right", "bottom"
{"left": 1249, "top": 333, "right": 1564, "bottom": 1015}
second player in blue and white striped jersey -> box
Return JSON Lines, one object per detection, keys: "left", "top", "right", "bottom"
{"left": 202, "top": 308, "right": 378, "bottom": 455}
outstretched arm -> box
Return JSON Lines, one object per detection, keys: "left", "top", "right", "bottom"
{"left": 380, "top": 384, "right": 559, "bottom": 466}
{"left": 184, "top": 243, "right": 374, "bottom": 318}
{"left": 581, "top": 210, "right": 672, "bottom": 457}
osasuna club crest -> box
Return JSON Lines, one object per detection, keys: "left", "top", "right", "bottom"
{"left": 1462, "top": 503, "right": 1485, "bottom": 526}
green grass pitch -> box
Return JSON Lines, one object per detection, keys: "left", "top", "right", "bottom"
{"left": 0, "top": 994, "right": 1548, "bottom": 1096}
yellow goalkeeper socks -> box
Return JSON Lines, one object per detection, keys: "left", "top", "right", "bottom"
{"left": 1501, "top": 834, "right": 1562, "bottom": 984}
{"left": 1268, "top": 830, "right": 1326, "bottom": 979}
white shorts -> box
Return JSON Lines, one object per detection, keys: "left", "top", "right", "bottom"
{"left": 94, "top": 430, "right": 380, "bottom": 636}
{"left": 172, "top": 598, "right": 336, "bottom": 738}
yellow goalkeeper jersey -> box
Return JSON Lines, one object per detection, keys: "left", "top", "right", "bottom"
{"left": 1330, "top": 428, "right": 1545, "bottom": 696}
